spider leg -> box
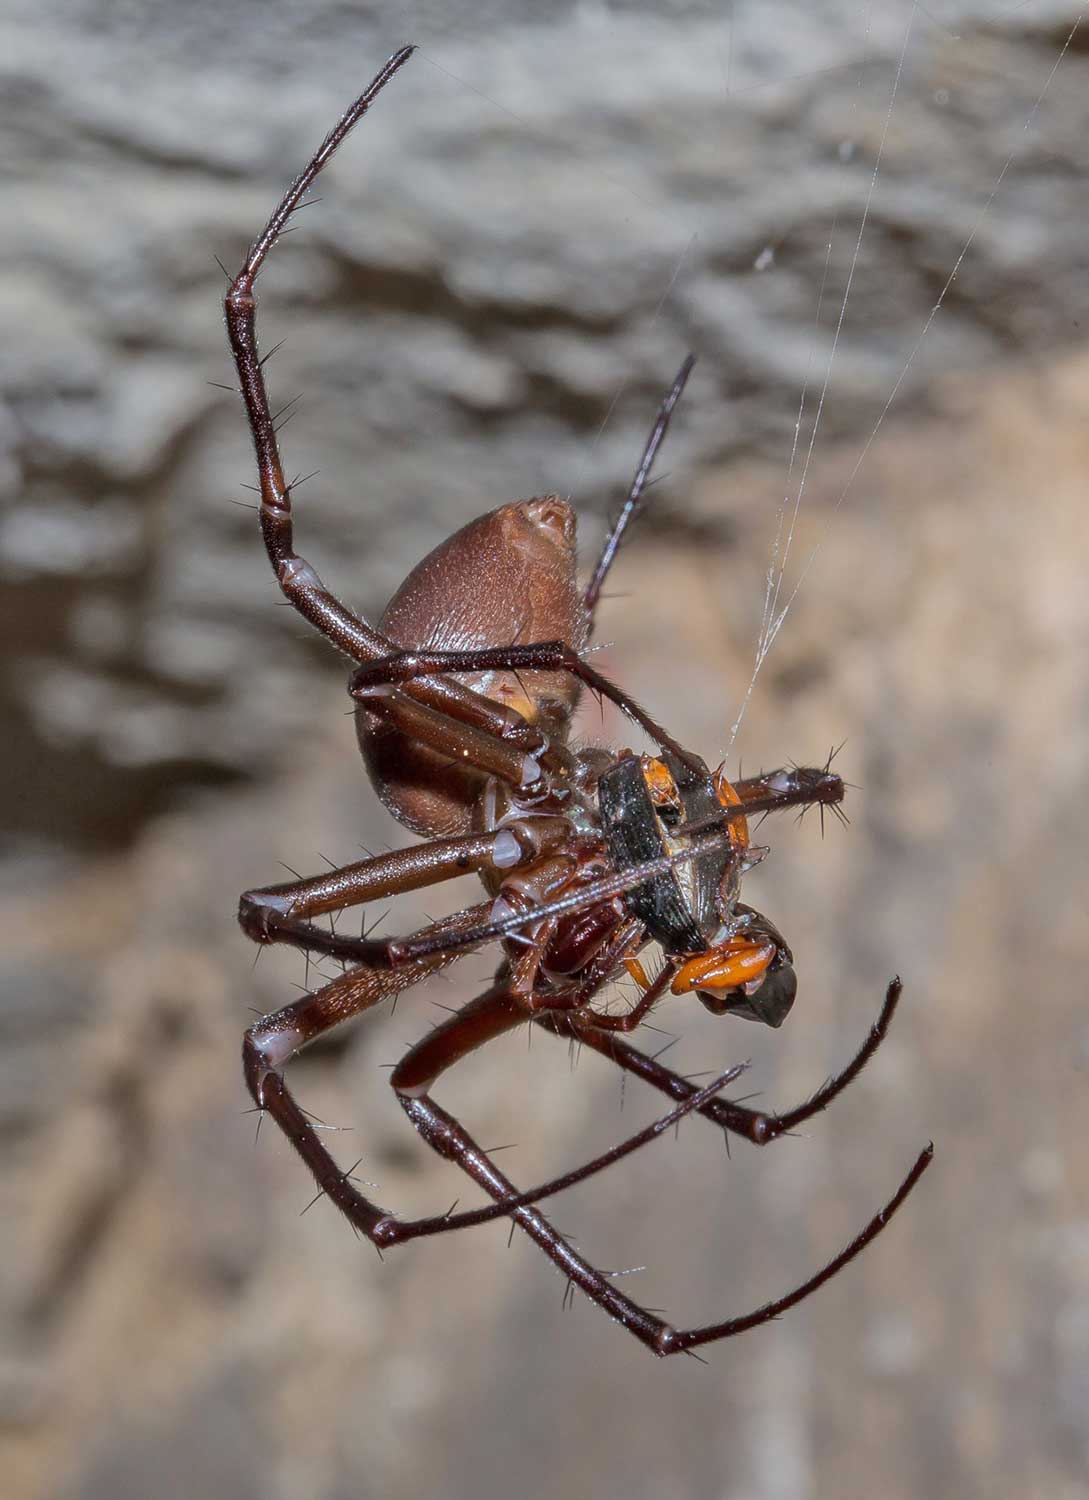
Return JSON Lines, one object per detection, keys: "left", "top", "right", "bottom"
{"left": 243, "top": 917, "right": 481, "bottom": 1241}
{"left": 247, "top": 956, "right": 735, "bottom": 1252}
{"left": 357, "top": 689, "right": 576, "bottom": 792}
{"left": 374, "top": 958, "right": 750, "bottom": 1238}
{"left": 225, "top": 48, "right": 416, "bottom": 666}
{"left": 584, "top": 355, "right": 696, "bottom": 625}
{"left": 540, "top": 979, "right": 905, "bottom": 1146}
{"left": 664, "top": 1144, "right": 932, "bottom": 1353}
{"left": 376, "top": 983, "right": 678, "bottom": 1344}
{"left": 237, "top": 822, "right": 732, "bottom": 973}
{"left": 224, "top": 45, "right": 580, "bottom": 782}
{"left": 238, "top": 824, "right": 566, "bottom": 957}
{"left": 350, "top": 640, "right": 703, "bottom": 773}
{"left": 247, "top": 927, "right": 928, "bottom": 1352}
{"left": 383, "top": 985, "right": 931, "bottom": 1354}
{"left": 387, "top": 1062, "right": 749, "bottom": 1240}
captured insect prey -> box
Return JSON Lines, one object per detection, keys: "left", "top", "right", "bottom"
{"left": 226, "top": 44, "right": 932, "bottom": 1358}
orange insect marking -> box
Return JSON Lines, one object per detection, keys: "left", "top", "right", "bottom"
{"left": 622, "top": 956, "right": 652, "bottom": 991}
{"left": 641, "top": 756, "right": 682, "bottom": 812}
{"left": 670, "top": 936, "right": 776, "bottom": 995}
{"left": 713, "top": 765, "right": 750, "bottom": 852}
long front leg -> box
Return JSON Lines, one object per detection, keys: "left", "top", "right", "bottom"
{"left": 224, "top": 46, "right": 579, "bottom": 782}
{"left": 225, "top": 48, "right": 415, "bottom": 664}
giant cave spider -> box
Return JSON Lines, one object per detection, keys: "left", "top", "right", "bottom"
{"left": 225, "top": 44, "right": 931, "bottom": 1358}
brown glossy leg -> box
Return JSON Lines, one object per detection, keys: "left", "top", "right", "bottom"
{"left": 249, "top": 961, "right": 929, "bottom": 1353}
{"left": 224, "top": 45, "right": 578, "bottom": 780}
{"left": 256, "top": 767, "right": 853, "bottom": 975}
{"left": 243, "top": 907, "right": 482, "bottom": 1240}
{"left": 241, "top": 827, "right": 714, "bottom": 974}
{"left": 245, "top": 901, "right": 489, "bottom": 1070}
{"left": 225, "top": 48, "right": 415, "bottom": 663}
{"left": 248, "top": 959, "right": 737, "bottom": 1240}
{"left": 358, "top": 689, "right": 575, "bottom": 789}
{"left": 384, "top": 984, "right": 931, "bottom": 1354}
{"left": 350, "top": 640, "right": 703, "bottom": 773}
{"left": 238, "top": 822, "right": 566, "bottom": 961}
{"left": 389, "top": 1064, "right": 748, "bottom": 1239}
{"left": 379, "top": 983, "right": 675, "bottom": 1347}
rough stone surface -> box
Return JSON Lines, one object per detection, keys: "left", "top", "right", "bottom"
{"left": 3, "top": 4, "right": 1088, "bottom": 1499}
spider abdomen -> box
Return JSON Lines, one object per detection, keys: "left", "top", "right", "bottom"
{"left": 357, "top": 497, "right": 587, "bottom": 837}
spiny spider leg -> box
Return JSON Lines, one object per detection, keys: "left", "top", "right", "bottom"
{"left": 540, "top": 979, "right": 905, "bottom": 1147}
{"left": 249, "top": 957, "right": 734, "bottom": 1246}
{"left": 386, "top": 985, "right": 932, "bottom": 1354}
{"left": 377, "top": 986, "right": 700, "bottom": 1344}
{"left": 247, "top": 941, "right": 929, "bottom": 1354}
{"left": 244, "top": 921, "right": 484, "bottom": 1241}
{"left": 584, "top": 354, "right": 696, "bottom": 623}
{"left": 225, "top": 47, "right": 415, "bottom": 664}
{"left": 240, "top": 835, "right": 693, "bottom": 973}
{"left": 384, "top": 1064, "right": 750, "bottom": 1240}
{"left": 350, "top": 639, "right": 703, "bottom": 773}
{"left": 667, "top": 1144, "right": 932, "bottom": 1352}
{"left": 224, "top": 44, "right": 580, "bottom": 782}
{"left": 245, "top": 902, "right": 489, "bottom": 1072}
{"left": 239, "top": 824, "right": 565, "bottom": 955}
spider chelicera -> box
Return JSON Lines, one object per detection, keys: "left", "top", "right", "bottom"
{"left": 225, "top": 44, "right": 931, "bottom": 1358}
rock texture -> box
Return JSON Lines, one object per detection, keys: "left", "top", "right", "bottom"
{"left": 3, "top": 3, "right": 1088, "bottom": 1499}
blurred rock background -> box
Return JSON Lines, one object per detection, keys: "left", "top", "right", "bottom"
{"left": 2, "top": 2, "right": 1087, "bottom": 1498}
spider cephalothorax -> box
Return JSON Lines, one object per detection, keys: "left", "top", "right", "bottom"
{"left": 227, "top": 44, "right": 931, "bottom": 1358}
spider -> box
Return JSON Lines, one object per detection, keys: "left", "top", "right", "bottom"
{"left": 225, "top": 44, "right": 932, "bottom": 1358}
